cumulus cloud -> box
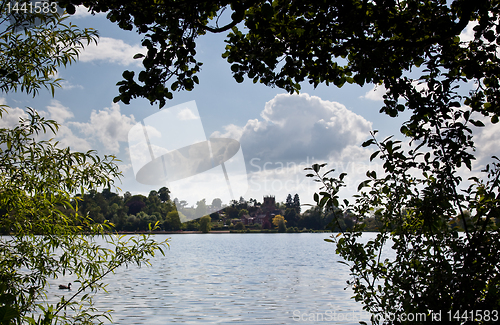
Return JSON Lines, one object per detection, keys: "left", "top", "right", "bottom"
{"left": 362, "top": 80, "right": 429, "bottom": 102}
{"left": 117, "top": 163, "right": 132, "bottom": 174}
{"left": 43, "top": 101, "right": 92, "bottom": 151}
{"left": 210, "top": 93, "right": 376, "bottom": 203}
{"left": 0, "top": 100, "right": 92, "bottom": 151}
{"left": 0, "top": 106, "right": 28, "bottom": 128}
{"left": 47, "top": 100, "right": 74, "bottom": 123}
{"left": 79, "top": 37, "right": 146, "bottom": 66}
{"left": 210, "top": 93, "right": 497, "bottom": 205}
{"left": 71, "top": 102, "right": 137, "bottom": 153}
{"left": 213, "top": 93, "right": 372, "bottom": 163}
{"left": 54, "top": 124, "right": 92, "bottom": 152}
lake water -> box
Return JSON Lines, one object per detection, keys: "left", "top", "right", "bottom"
{"left": 51, "top": 233, "right": 374, "bottom": 324}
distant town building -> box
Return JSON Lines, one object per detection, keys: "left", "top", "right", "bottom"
{"left": 240, "top": 195, "right": 281, "bottom": 225}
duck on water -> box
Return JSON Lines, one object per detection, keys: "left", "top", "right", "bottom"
{"left": 58, "top": 283, "right": 71, "bottom": 290}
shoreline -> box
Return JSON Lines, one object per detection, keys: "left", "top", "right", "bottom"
{"left": 115, "top": 230, "right": 333, "bottom": 234}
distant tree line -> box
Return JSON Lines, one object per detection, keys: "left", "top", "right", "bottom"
{"left": 67, "top": 187, "right": 183, "bottom": 232}
{"left": 60, "top": 189, "right": 374, "bottom": 233}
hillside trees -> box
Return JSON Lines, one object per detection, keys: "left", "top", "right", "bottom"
{"left": 211, "top": 197, "right": 222, "bottom": 210}
{"left": 158, "top": 186, "right": 171, "bottom": 202}
{"left": 285, "top": 194, "right": 293, "bottom": 208}
{"left": 293, "top": 194, "right": 300, "bottom": 213}
{"left": 164, "top": 211, "right": 182, "bottom": 231}
{"left": 0, "top": 5, "right": 168, "bottom": 324}
{"left": 238, "top": 208, "right": 249, "bottom": 218}
{"left": 283, "top": 208, "right": 297, "bottom": 227}
{"left": 73, "top": 187, "right": 180, "bottom": 231}
{"left": 198, "top": 215, "right": 212, "bottom": 233}
{"left": 272, "top": 214, "right": 286, "bottom": 232}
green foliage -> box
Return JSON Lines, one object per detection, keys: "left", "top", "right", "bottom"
{"left": 211, "top": 198, "right": 222, "bottom": 209}
{"left": 42, "top": 0, "right": 492, "bottom": 124}
{"left": 158, "top": 187, "right": 170, "bottom": 202}
{"left": 292, "top": 194, "right": 300, "bottom": 213}
{"left": 0, "top": 6, "right": 168, "bottom": 324}
{"left": 234, "top": 221, "right": 245, "bottom": 230}
{"left": 238, "top": 208, "right": 249, "bottom": 218}
{"left": 298, "top": 206, "right": 323, "bottom": 230}
{"left": 283, "top": 208, "right": 298, "bottom": 227}
{"left": 124, "top": 194, "right": 146, "bottom": 215}
{"left": 195, "top": 198, "right": 207, "bottom": 218}
{"left": 277, "top": 219, "right": 286, "bottom": 233}
{"left": 73, "top": 187, "right": 177, "bottom": 232}
{"left": 183, "top": 219, "right": 199, "bottom": 231}
{"left": 272, "top": 214, "right": 285, "bottom": 227}
{"left": 0, "top": 109, "right": 169, "bottom": 324}
{"left": 285, "top": 194, "right": 293, "bottom": 208}
{"left": 198, "top": 215, "right": 212, "bottom": 233}
{"left": 165, "top": 211, "right": 182, "bottom": 231}
{"left": 309, "top": 144, "right": 500, "bottom": 324}
{"left": 0, "top": 3, "right": 97, "bottom": 97}
{"left": 224, "top": 206, "right": 239, "bottom": 219}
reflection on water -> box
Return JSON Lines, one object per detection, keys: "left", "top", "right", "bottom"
{"left": 50, "top": 233, "right": 372, "bottom": 324}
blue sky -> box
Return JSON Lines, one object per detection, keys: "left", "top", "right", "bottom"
{"left": 2, "top": 8, "right": 498, "bottom": 209}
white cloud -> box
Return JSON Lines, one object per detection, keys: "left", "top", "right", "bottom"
{"left": 59, "top": 79, "right": 84, "bottom": 90}
{"left": 72, "top": 5, "right": 96, "bottom": 18}
{"left": 471, "top": 115, "right": 500, "bottom": 168}
{"left": 362, "top": 80, "right": 429, "bottom": 102}
{"left": 177, "top": 107, "right": 199, "bottom": 120}
{"left": 71, "top": 102, "right": 137, "bottom": 153}
{"left": 460, "top": 21, "right": 479, "bottom": 44}
{"left": 0, "top": 106, "right": 28, "bottom": 128}
{"left": 54, "top": 125, "right": 92, "bottom": 152}
{"left": 118, "top": 163, "right": 132, "bottom": 174}
{"left": 362, "top": 84, "right": 387, "bottom": 101}
{"left": 0, "top": 100, "right": 92, "bottom": 151}
{"left": 213, "top": 93, "right": 372, "bottom": 163}
{"left": 208, "top": 93, "right": 499, "bottom": 205}
{"left": 411, "top": 79, "right": 429, "bottom": 95}
{"left": 79, "top": 37, "right": 146, "bottom": 66}
{"left": 47, "top": 100, "right": 74, "bottom": 123}
{"left": 212, "top": 123, "right": 244, "bottom": 141}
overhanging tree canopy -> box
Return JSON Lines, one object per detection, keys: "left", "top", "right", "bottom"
{"left": 56, "top": 0, "right": 498, "bottom": 122}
